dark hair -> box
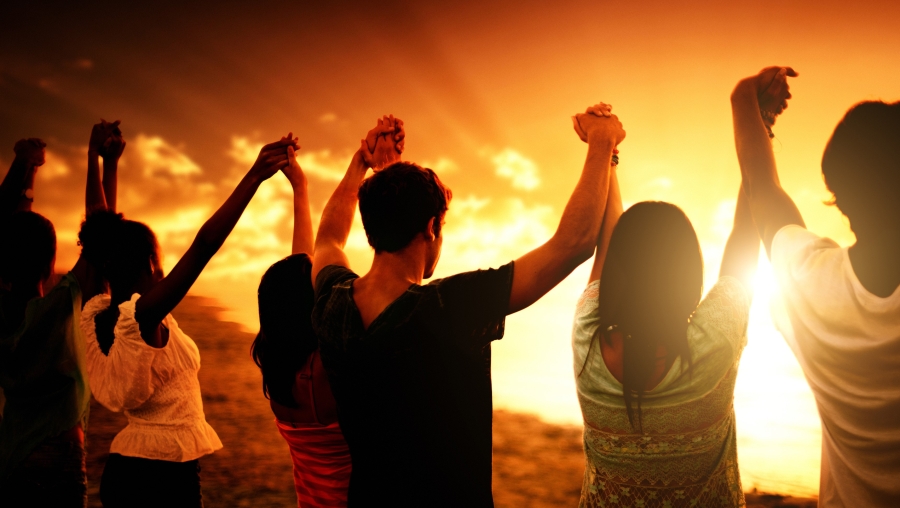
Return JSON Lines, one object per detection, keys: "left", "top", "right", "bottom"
{"left": 822, "top": 101, "right": 900, "bottom": 233}
{"left": 358, "top": 162, "right": 452, "bottom": 253}
{"left": 586, "top": 201, "right": 703, "bottom": 431}
{"left": 79, "top": 210, "right": 162, "bottom": 295}
{"left": 251, "top": 254, "right": 317, "bottom": 408}
{"left": 0, "top": 211, "right": 56, "bottom": 287}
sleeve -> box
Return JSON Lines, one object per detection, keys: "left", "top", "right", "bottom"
{"left": 770, "top": 225, "right": 838, "bottom": 292}
{"left": 433, "top": 261, "right": 515, "bottom": 348}
{"left": 572, "top": 280, "right": 602, "bottom": 374}
{"left": 314, "top": 265, "right": 357, "bottom": 303}
{"left": 82, "top": 294, "right": 159, "bottom": 412}
{"left": 692, "top": 276, "right": 752, "bottom": 355}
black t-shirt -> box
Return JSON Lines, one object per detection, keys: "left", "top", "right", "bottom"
{"left": 312, "top": 262, "right": 515, "bottom": 507}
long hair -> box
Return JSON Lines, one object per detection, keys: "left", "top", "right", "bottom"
{"left": 251, "top": 254, "right": 317, "bottom": 408}
{"left": 0, "top": 211, "right": 56, "bottom": 287}
{"left": 589, "top": 201, "right": 703, "bottom": 431}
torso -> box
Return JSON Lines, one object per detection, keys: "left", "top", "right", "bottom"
{"left": 270, "top": 350, "right": 338, "bottom": 426}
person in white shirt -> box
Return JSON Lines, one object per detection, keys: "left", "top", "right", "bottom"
{"left": 77, "top": 126, "right": 298, "bottom": 508}
{"left": 731, "top": 66, "right": 900, "bottom": 507}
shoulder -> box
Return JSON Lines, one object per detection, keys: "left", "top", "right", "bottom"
{"left": 427, "top": 261, "right": 515, "bottom": 294}
{"left": 691, "top": 276, "right": 751, "bottom": 352}
{"left": 314, "top": 265, "right": 358, "bottom": 298}
{"left": 772, "top": 225, "right": 839, "bottom": 266}
{"left": 82, "top": 294, "right": 112, "bottom": 322}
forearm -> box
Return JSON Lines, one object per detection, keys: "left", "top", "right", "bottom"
{"left": 86, "top": 150, "right": 107, "bottom": 214}
{"left": 315, "top": 155, "right": 367, "bottom": 250}
{"left": 291, "top": 179, "right": 314, "bottom": 256}
{"left": 0, "top": 159, "right": 31, "bottom": 215}
{"left": 731, "top": 81, "right": 781, "bottom": 194}
{"left": 589, "top": 167, "right": 623, "bottom": 282}
{"left": 720, "top": 186, "right": 760, "bottom": 288}
{"left": 550, "top": 139, "right": 615, "bottom": 260}
{"left": 194, "top": 172, "right": 263, "bottom": 254}
{"left": 101, "top": 156, "right": 118, "bottom": 212}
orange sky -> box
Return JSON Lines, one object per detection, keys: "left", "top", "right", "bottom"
{"left": 3, "top": 0, "right": 900, "bottom": 496}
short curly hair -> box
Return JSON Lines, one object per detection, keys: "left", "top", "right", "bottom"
{"left": 822, "top": 101, "right": 900, "bottom": 222}
{"left": 358, "top": 162, "right": 452, "bottom": 253}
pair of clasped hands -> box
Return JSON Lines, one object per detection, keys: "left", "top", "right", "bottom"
{"left": 248, "top": 115, "right": 407, "bottom": 188}
{"left": 572, "top": 102, "right": 627, "bottom": 148}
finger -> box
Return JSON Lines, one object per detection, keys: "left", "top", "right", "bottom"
{"left": 287, "top": 146, "right": 296, "bottom": 158}
{"left": 785, "top": 67, "right": 798, "bottom": 77}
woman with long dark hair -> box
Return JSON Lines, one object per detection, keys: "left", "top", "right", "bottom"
{"left": 251, "top": 117, "right": 402, "bottom": 508}
{"left": 572, "top": 104, "right": 761, "bottom": 507}
{"left": 78, "top": 128, "right": 296, "bottom": 507}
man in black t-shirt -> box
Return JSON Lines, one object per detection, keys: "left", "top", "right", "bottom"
{"left": 312, "top": 110, "right": 625, "bottom": 506}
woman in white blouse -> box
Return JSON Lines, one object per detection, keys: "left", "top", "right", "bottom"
{"left": 78, "top": 131, "right": 298, "bottom": 507}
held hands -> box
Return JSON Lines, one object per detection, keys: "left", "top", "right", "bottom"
{"left": 754, "top": 67, "right": 798, "bottom": 134}
{"left": 572, "top": 102, "right": 626, "bottom": 146}
{"left": 249, "top": 135, "right": 299, "bottom": 182}
{"left": 89, "top": 120, "right": 127, "bottom": 160}
{"left": 280, "top": 133, "right": 306, "bottom": 189}
{"left": 358, "top": 115, "right": 405, "bottom": 171}
{"left": 13, "top": 138, "right": 47, "bottom": 168}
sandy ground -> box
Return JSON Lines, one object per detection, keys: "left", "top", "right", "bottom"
{"left": 84, "top": 296, "right": 817, "bottom": 507}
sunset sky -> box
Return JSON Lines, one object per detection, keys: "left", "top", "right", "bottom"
{"left": 3, "top": 0, "right": 899, "bottom": 496}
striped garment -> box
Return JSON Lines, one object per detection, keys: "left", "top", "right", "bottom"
{"left": 276, "top": 419, "right": 351, "bottom": 508}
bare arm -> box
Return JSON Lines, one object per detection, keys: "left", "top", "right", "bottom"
{"left": 588, "top": 165, "right": 623, "bottom": 285}
{"left": 283, "top": 145, "right": 314, "bottom": 256}
{"left": 731, "top": 67, "right": 804, "bottom": 254}
{"left": 134, "top": 139, "right": 293, "bottom": 329}
{"left": 100, "top": 122, "right": 125, "bottom": 213}
{"left": 0, "top": 139, "right": 45, "bottom": 216}
{"left": 719, "top": 186, "right": 760, "bottom": 295}
{"left": 508, "top": 105, "right": 626, "bottom": 314}
{"left": 85, "top": 121, "right": 123, "bottom": 213}
{"left": 310, "top": 117, "right": 402, "bottom": 283}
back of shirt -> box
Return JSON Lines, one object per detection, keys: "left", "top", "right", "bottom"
{"left": 771, "top": 225, "right": 900, "bottom": 507}
{"left": 312, "top": 263, "right": 514, "bottom": 507}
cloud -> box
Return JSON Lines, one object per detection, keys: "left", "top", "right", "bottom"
{"left": 134, "top": 134, "right": 202, "bottom": 177}
{"left": 491, "top": 148, "right": 540, "bottom": 191}
{"left": 421, "top": 157, "right": 458, "bottom": 174}
{"left": 37, "top": 150, "right": 71, "bottom": 180}
{"left": 69, "top": 59, "right": 94, "bottom": 70}
{"left": 319, "top": 112, "right": 338, "bottom": 123}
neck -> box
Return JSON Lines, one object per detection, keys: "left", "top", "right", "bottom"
{"left": 848, "top": 230, "right": 900, "bottom": 297}
{"left": 110, "top": 276, "right": 156, "bottom": 306}
{"left": 365, "top": 244, "right": 427, "bottom": 287}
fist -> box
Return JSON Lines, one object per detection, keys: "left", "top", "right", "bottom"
{"left": 14, "top": 138, "right": 47, "bottom": 167}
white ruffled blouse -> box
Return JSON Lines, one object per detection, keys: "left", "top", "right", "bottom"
{"left": 82, "top": 293, "right": 223, "bottom": 462}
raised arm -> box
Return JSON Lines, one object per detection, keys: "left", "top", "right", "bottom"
{"left": 85, "top": 121, "right": 123, "bottom": 214}
{"left": 731, "top": 67, "right": 804, "bottom": 254}
{"left": 282, "top": 143, "right": 314, "bottom": 256}
{"left": 0, "top": 138, "right": 45, "bottom": 217}
{"left": 508, "top": 104, "right": 626, "bottom": 314}
{"left": 719, "top": 186, "right": 760, "bottom": 295}
{"left": 134, "top": 138, "right": 295, "bottom": 329}
{"left": 310, "top": 117, "right": 402, "bottom": 283}
{"left": 588, "top": 162, "right": 623, "bottom": 285}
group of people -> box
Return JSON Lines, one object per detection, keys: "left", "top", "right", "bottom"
{"left": 0, "top": 65, "right": 897, "bottom": 508}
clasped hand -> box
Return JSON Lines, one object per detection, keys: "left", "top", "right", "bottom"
{"left": 89, "top": 120, "right": 127, "bottom": 160}
{"left": 573, "top": 102, "right": 626, "bottom": 146}
{"left": 13, "top": 138, "right": 47, "bottom": 168}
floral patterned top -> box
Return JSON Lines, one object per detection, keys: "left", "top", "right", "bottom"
{"left": 572, "top": 276, "right": 750, "bottom": 508}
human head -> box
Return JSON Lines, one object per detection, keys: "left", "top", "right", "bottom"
{"left": 822, "top": 101, "right": 900, "bottom": 241}
{"left": 78, "top": 210, "right": 163, "bottom": 294}
{"left": 252, "top": 254, "right": 317, "bottom": 406}
{"left": 0, "top": 211, "right": 56, "bottom": 288}
{"left": 594, "top": 201, "right": 703, "bottom": 430}
{"left": 358, "top": 162, "right": 452, "bottom": 278}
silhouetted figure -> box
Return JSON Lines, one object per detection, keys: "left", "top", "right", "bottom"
{"left": 0, "top": 124, "right": 118, "bottom": 507}
{"left": 733, "top": 67, "right": 900, "bottom": 507}
{"left": 310, "top": 109, "right": 623, "bottom": 506}
{"left": 77, "top": 128, "right": 295, "bottom": 508}
{"left": 252, "top": 132, "right": 388, "bottom": 508}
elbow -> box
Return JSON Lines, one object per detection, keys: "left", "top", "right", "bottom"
{"left": 553, "top": 234, "right": 596, "bottom": 267}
